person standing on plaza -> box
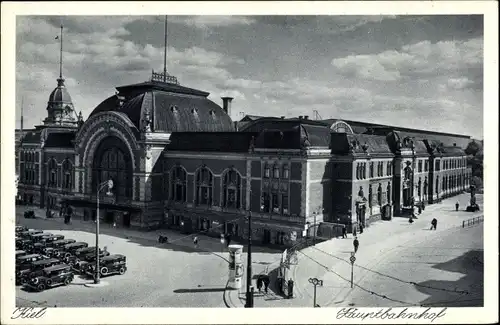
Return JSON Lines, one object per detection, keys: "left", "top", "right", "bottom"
{"left": 455, "top": 201, "right": 460, "bottom": 211}
{"left": 353, "top": 237, "right": 359, "bottom": 253}
{"left": 341, "top": 225, "right": 347, "bottom": 239}
{"left": 193, "top": 236, "right": 198, "bottom": 248}
{"left": 431, "top": 218, "right": 438, "bottom": 230}
{"left": 359, "top": 224, "right": 364, "bottom": 234}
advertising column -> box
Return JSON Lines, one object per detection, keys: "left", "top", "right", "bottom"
{"left": 228, "top": 244, "right": 243, "bottom": 289}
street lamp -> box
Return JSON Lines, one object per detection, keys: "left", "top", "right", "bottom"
{"left": 308, "top": 277, "right": 323, "bottom": 307}
{"left": 312, "top": 211, "right": 317, "bottom": 246}
{"left": 244, "top": 192, "right": 254, "bottom": 308}
{"left": 94, "top": 179, "right": 113, "bottom": 284}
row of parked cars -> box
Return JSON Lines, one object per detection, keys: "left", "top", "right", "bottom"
{"left": 15, "top": 225, "right": 127, "bottom": 292}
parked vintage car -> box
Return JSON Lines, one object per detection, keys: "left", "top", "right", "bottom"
{"left": 40, "top": 247, "right": 58, "bottom": 258}
{"left": 24, "top": 210, "right": 36, "bottom": 219}
{"left": 85, "top": 254, "right": 127, "bottom": 278}
{"left": 17, "top": 257, "right": 61, "bottom": 285}
{"left": 19, "top": 229, "right": 43, "bottom": 239}
{"left": 30, "top": 234, "right": 66, "bottom": 254}
{"left": 16, "top": 254, "right": 44, "bottom": 268}
{"left": 16, "top": 250, "right": 27, "bottom": 259}
{"left": 50, "top": 239, "right": 77, "bottom": 256}
{"left": 16, "top": 238, "right": 33, "bottom": 251}
{"left": 16, "top": 225, "right": 29, "bottom": 233}
{"left": 67, "top": 247, "right": 110, "bottom": 268}
{"left": 61, "top": 242, "right": 89, "bottom": 259}
{"left": 25, "top": 264, "right": 74, "bottom": 292}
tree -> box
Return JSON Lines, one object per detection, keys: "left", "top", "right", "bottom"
{"left": 466, "top": 140, "right": 484, "bottom": 187}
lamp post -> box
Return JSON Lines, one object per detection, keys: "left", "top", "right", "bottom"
{"left": 94, "top": 179, "right": 113, "bottom": 284}
{"left": 312, "top": 211, "right": 317, "bottom": 246}
{"left": 244, "top": 192, "right": 254, "bottom": 308}
{"left": 308, "top": 277, "right": 323, "bottom": 307}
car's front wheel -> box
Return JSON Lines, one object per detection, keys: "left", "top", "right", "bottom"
{"left": 37, "top": 283, "right": 46, "bottom": 292}
{"left": 119, "top": 267, "right": 125, "bottom": 275}
{"left": 100, "top": 267, "right": 108, "bottom": 276}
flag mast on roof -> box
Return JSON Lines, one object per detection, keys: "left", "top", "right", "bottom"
{"left": 58, "top": 24, "right": 63, "bottom": 80}
{"left": 151, "top": 15, "right": 178, "bottom": 85}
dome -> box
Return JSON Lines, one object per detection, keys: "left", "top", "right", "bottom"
{"left": 48, "top": 78, "right": 73, "bottom": 104}
{"left": 43, "top": 77, "right": 79, "bottom": 127}
{"left": 90, "top": 80, "right": 235, "bottom": 132}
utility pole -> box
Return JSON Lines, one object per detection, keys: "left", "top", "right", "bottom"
{"left": 313, "top": 211, "right": 317, "bottom": 246}
{"left": 244, "top": 211, "right": 254, "bottom": 307}
{"left": 245, "top": 193, "right": 254, "bottom": 307}
{"left": 163, "top": 15, "right": 167, "bottom": 82}
{"left": 308, "top": 277, "right": 323, "bottom": 307}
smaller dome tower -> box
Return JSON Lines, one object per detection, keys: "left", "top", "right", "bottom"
{"left": 42, "top": 25, "right": 79, "bottom": 128}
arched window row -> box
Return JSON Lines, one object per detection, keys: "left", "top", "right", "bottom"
{"left": 168, "top": 165, "right": 245, "bottom": 210}
{"left": 20, "top": 151, "right": 39, "bottom": 163}
{"left": 356, "top": 162, "right": 366, "bottom": 180}
{"left": 263, "top": 162, "right": 290, "bottom": 179}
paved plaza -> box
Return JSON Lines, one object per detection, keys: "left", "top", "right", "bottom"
{"left": 15, "top": 208, "right": 281, "bottom": 308}
{"left": 228, "top": 193, "right": 484, "bottom": 308}
{"left": 15, "top": 193, "right": 483, "bottom": 308}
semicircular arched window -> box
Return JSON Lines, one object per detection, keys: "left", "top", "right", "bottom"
{"left": 62, "top": 160, "right": 73, "bottom": 191}
{"left": 196, "top": 167, "right": 213, "bottom": 205}
{"left": 47, "top": 159, "right": 58, "bottom": 187}
{"left": 330, "top": 121, "right": 354, "bottom": 134}
{"left": 170, "top": 166, "right": 187, "bottom": 202}
{"left": 223, "top": 169, "right": 242, "bottom": 209}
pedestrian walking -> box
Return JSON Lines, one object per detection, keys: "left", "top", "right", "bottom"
{"left": 193, "top": 236, "right": 199, "bottom": 248}
{"left": 263, "top": 276, "right": 270, "bottom": 293}
{"left": 257, "top": 277, "right": 263, "bottom": 293}
{"left": 225, "top": 233, "right": 231, "bottom": 247}
{"left": 409, "top": 215, "right": 414, "bottom": 224}
{"left": 353, "top": 237, "right": 359, "bottom": 253}
{"left": 418, "top": 204, "right": 422, "bottom": 214}
{"left": 359, "top": 224, "right": 364, "bottom": 234}
{"left": 455, "top": 201, "right": 460, "bottom": 211}
{"left": 341, "top": 225, "right": 347, "bottom": 239}
{"left": 353, "top": 226, "right": 357, "bottom": 237}
{"left": 430, "top": 218, "right": 437, "bottom": 230}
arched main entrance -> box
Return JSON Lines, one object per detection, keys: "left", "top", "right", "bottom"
{"left": 91, "top": 136, "right": 133, "bottom": 206}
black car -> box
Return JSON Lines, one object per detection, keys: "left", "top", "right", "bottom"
{"left": 40, "top": 247, "right": 59, "bottom": 258}
{"left": 61, "top": 242, "right": 88, "bottom": 259}
{"left": 85, "top": 254, "right": 127, "bottom": 278}
{"left": 24, "top": 210, "right": 36, "bottom": 219}
{"left": 16, "top": 238, "right": 33, "bottom": 251}
{"left": 44, "top": 234, "right": 65, "bottom": 243}
{"left": 50, "top": 239, "right": 77, "bottom": 256}
{"left": 30, "top": 234, "right": 66, "bottom": 253}
{"left": 28, "top": 232, "right": 53, "bottom": 243}
{"left": 25, "top": 264, "right": 74, "bottom": 292}
{"left": 68, "top": 247, "right": 110, "bottom": 269}
{"left": 17, "top": 257, "right": 61, "bottom": 285}
{"left": 16, "top": 225, "right": 29, "bottom": 233}
{"left": 16, "top": 254, "right": 44, "bottom": 268}
{"left": 16, "top": 250, "right": 27, "bottom": 259}
{"left": 19, "top": 229, "right": 43, "bottom": 239}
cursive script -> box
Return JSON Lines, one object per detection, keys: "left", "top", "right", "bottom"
{"left": 11, "top": 307, "right": 47, "bottom": 319}
{"left": 337, "top": 307, "right": 447, "bottom": 323}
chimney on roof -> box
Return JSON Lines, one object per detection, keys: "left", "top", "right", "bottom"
{"left": 304, "top": 115, "right": 309, "bottom": 120}
{"left": 221, "top": 97, "right": 233, "bottom": 116}
{"left": 281, "top": 116, "right": 285, "bottom": 119}
{"left": 299, "top": 115, "right": 303, "bottom": 119}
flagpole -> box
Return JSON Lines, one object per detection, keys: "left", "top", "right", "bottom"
{"left": 164, "top": 15, "right": 167, "bottom": 82}
{"left": 59, "top": 25, "right": 63, "bottom": 79}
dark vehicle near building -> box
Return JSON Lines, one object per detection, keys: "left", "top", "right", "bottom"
{"left": 29, "top": 233, "right": 54, "bottom": 243}
{"left": 24, "top": 210, "right": 36, "bottom": 219}
{"left": 40, "top": 247, "right": 58, "bottom": 258}
{"left": 16, "top": 250, "right": 27, "bottom": 259}
{"left": 17, "top": 258, "right": 61, "bottom": 285}
{"left": 62, "top": 242, "right": 89, "bottom": 259}
{"left": 85, "top": 254, "right": 127, "bottom": 278}
{"left": 69, "top": 247, "right": 110, "bottom": 270}
{"left": 25, "top": 264, "right": 74, "bottom": 292}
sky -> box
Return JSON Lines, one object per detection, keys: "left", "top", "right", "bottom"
{"left": 15, "top": 15, "right": 484, "bottom": 138}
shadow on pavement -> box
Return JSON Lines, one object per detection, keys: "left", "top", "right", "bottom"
{"left": 417, "top": 249, "right": 484, "bottom": 307}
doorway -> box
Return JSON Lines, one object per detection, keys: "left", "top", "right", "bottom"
{"left": 123, "top": 212, "right": 131, "bottom": 228}
{"left": 263, "top": 229, "right": 271, "bottom": 244}
{"left": 105, "top": 211, "right": 114, "bottom": 224}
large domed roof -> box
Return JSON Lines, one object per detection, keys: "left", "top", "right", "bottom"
{"left": 43, "top": 77, "right": 79, "bottom": 127}
{"left": 90, "top": 79, "right": 235, "bottom": 133}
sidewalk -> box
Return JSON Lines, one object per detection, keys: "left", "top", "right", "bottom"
{"left": 226, "top": 192, "right": 483, "bottom": 308}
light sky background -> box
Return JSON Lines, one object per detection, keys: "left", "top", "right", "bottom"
{"left": 16, "top": 15, "right": 483, "bottom": 138}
